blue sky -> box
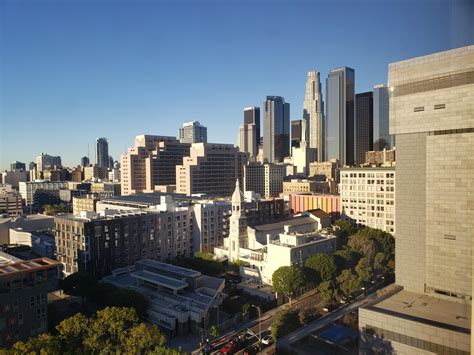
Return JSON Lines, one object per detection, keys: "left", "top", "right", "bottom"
{"left": 1, "top": 0, "right": 473, "bottom": 169}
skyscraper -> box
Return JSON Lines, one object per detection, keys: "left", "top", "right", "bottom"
{"left": 325, "top": 67, "right": 355, "bottom": 166}
{"left": 80, "top": 156, "right": 90, "bottom": 167}
{"left": 35, "top": 153, "right": 62, "bottom": 172}
{"left": 10, "top": 161, "right": 26, "bottom": 171}
{"left": 373, "top": 84, "right": 394, "bottom": 150}
{"left": 291, "top": 120, "right": 303, "bottom": 148}
{"left": 244, "top": 107, "right": 261, "bottom": 150}
{"left": 359, "top": 45, "right": 474, "bottom": 354}
{"left": 96, "top": 138, "right": 109, "bottom": 168}
{"left": 303, "top": 71, "right": 325, "bottom": 161}
{"left": 263, "top": 96, "right": 290, "bottom": 163}
{"left": 238, "top": 123, "right": 257, "bottom": 158}
{"left": 355, "top": 91, "right": 374, "bottom": 165}
{"left": 179, "top": 121, "right": 207, "bottom": 144}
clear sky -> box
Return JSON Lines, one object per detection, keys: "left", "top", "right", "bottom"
{"left": 1, "top": 0, "right": 473, "bottom": 169}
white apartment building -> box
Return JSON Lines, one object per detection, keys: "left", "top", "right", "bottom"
{"left": 340, "top": 167, "right": 395, "bottom": 234}
{"left": 19, "top": 181, "right": 68, "bottom": 206}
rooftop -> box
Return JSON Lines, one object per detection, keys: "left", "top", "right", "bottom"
{"left": 100, "top": 192, "right": 197, "bottom": 206}
{"left": 307, "top": 209, "right": 330, "bottom": 220}
{"left": 137, "top": 259, "right": 201, "bottom": 277}
{"left": 252, "top": 216, "right": 315, "bottom": 232}
{"left": 363, "top": 290, "right": 471, "bottom": 334}
{"left": 0, "top": 257, "right": 60, "bottom": 276}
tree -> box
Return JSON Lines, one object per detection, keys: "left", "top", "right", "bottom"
{"left": 318, "top": 281, "right": 337, "bottom": 306}
{"left": 272, "top": 266, "right": 305, "bottom": 306}
{"left": 334, "top": 248, "right": 361, "bottom": 272}
{"left": 60, "top": 272, "right": 97, "bottom": 304}
{"left": 56, "top": 313, "right": 90, "bottom": 352}
{"left": 304, "top": 253, "right": 337, "bottom": 283}
{"left": 9, "top": 333, "right": 61, "bottom": 355}
{"left": 271, "top": 308, "right": 301, "bottom": 340}
{"left": 43, "top": 203, "right": 69, "bottom": 215}
{"left": 333, "top": 220, "right": 357, "bottom": 246}
{"left": 374, "top": 252, "right": 386, "bottom": 275}
{"left": 123, "top": 323, "right": 167, "bottom": 353}
{"left": 209, "top": 325, "right": 219, "bottom": 338}
{"left": 241, "top": 303, "right": 250, "bottom": 316}
{"left": 355, "top": 257, "right": 373, "bottom": 286}
{"left": 347, "top": 233, "right": 377, "bottom": 261}
{"left": 336, "top": 269, "right": 360, "bottom": 298}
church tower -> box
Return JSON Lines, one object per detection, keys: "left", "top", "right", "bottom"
{"left": 228, "top": 179, "right": 248, "bottom": 262}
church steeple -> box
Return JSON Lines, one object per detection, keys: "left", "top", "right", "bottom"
{"left": 228, "top": 179, "right": 248, "bottom": 261}
{"left": 232, "top": 179, "right": 244, "bottom": 217}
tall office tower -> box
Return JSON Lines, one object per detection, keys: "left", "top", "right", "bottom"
{"left": 238, "top": 123, "right": 257, "bottom": 158}
{"left": 326, "top": 67, "right": 355, "bottom": 166}
{"left": 359, "top": 46, "right": 474, "bottom": 354}
{"left": 291, "top": 120, "right": 303, "bottom": 148}
{"left": 303, "top": 71, "right": 325, "bottom": 161}
{"left": 263, "top": 96, "right": 290, "bottom": 163}
{"left": 96, "top": 138, "right": 109, "bottom": 168}
{"left": 373, "top": 84, "right": 394, "bottom": 150}
{"left": 244, "top": 107, "right": 261, "bottom": 150}
{"left": 80, "top": 156, "right": 90, "bottom": 166}
{"left": 121, "top": 135, "right": 190, "bottom": 195}
{"left": 355, "top": 92, "right": 374, "bottom": 165}
{"left": 10, "top": 161, "right": 26, "bottom": 171}
{"left": 243, "top": 162, "right": 286, "bottom": 198}
{"left": 179, "top": 121, "right": 207, "bottom": 144}
{"left": 176, "top": 143, "right": 248, "bottom": 196}
{"left": 36, "top": 153, "right": 62, "bottom": 172}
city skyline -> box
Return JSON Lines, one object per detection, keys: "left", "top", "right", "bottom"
{"left": 1, "top": 0, "right": 474, "bottom": 169}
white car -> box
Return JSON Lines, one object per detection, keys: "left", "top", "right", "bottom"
{"left": 261, "top": 335, "right": 273, "bottom": 345}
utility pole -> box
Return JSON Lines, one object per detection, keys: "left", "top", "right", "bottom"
{"left": 251, "top": 304, "right": 262, "bottom": 352}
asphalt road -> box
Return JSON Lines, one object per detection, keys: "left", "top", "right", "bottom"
{"left": 204, "top": 288, "right": 321, "bottom": 355}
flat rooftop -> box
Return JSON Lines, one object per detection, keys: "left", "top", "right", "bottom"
{"left": 101, "top": 192, "right": 199, "bottom": 206}
{"left": 252, "top": 216, "right": 315, "bottom": 232}
{"left": 364, "top": 290, "right": 471, "bottom": 334}
{"left": 0, "top": 257, "right": 60, "bottom": 276}
{"left": 138, "top": 259, "right": 201, "bottom": 277}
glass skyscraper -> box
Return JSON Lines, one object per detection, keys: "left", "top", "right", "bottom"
{"left": 263, "top": 96, "right": 290, "bottom": 163}
{"left": 373, "top": 84, "right": 394, "bottom": 150}
{"left": 325, "top": 67, "right": 355, "bottom": 166}
{"left": 303, "top": 71, "right": 324, "bottom": 161}
{"left": 355, "top": 91, "right": 374, "bottom": 165}
{"left": 96, "top": 137, "right": 109, "bottom": 168}
{"left": 244, "top": 107, "right": 260, "bottom": 150}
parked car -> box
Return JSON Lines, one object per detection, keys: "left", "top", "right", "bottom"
{"left": 261, "top": 334, "right": 273, "bottom": 345}
{"left": 219, "top": 342, "right": 234, "bottom": 354}
{"left": 243, "top": 344, "right": 259, "bottom": 355}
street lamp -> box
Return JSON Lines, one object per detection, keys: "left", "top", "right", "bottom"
{"left": 250, "top": 304, "right": 262, "bottom": 352}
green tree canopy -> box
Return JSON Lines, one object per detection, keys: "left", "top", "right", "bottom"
{"left": 272, "top": 266, "right": 306, "bottom": 306}
{"left": 60, "top": 272, "right": 98, "bottom": 303}
{"left": 333, "top": 220, "right": 357, "bottom": 246}
{"left": 9, "top": 333, "right": 61, "bottom": 355}
{"left": 336, "top": 269, "right": 360, "bottom": 298}
{"left": 355, "top": 257, "right": 374, "bottom": 286}
{"left": 347, "top": 234, "right": 377, "bottom": 261}
{"left": 334, "top": 248, "right": 361, "bottom": 272}
{"left": 43, "top": 203, "right": 69, "bottom": 216}
{"left": 271, "top": 308, "right": 301, "bottom": 340}
{"left": 318, "top": 281, "right": 338, "bottom": 306}
{"left": 304, "top": 253, "right": 337, "bottom": 283}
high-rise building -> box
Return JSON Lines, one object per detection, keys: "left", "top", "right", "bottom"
{"left": 325, "top": 67, "right": 355, "bottom": 166}
{"left": 176, "top": 143, "right": 247, "bottom": 196}
{"left": 179, "top": 121, "right": 207, "bottom": 144}
{"left": 340, "top": 167, "right": 395, "bottom": 234}
{"left": 291, "top": 120, "right": 303, "bottom": 148}
{"left": 10, "top": 161, "right": 26, "bottom": 171}
{"left": 304, "top": 71, "right": 325, "bottom": 161}
{"left": 291, "top": 141, "right": 317, "bottom": 176}
{"left": 96, "top": 138, "right": 109, "bottom": 168}
{"left": 373, "top": 84, "right": 394, "bottom": 150}
{"left": 121, "top": 135, "right": 191, "bottom": 195}
{"left": 359, "top": 46, "right": 474, "bottom": 354}
{"left": 243, "top": 162, "right": 285, "bottom": 198}
{"left": 355, "top": 91, "right": 374, "bottom": 165}
{"left": 0, "top": 184, "right": 23, "bottom": 216}
{"left": 35, "top": 153, "right": 62, "bottom": 172}
{"left": 80, "top": 156, "right": 90, "bottom": 167}
{"left": 263, "top": 96, "right": 290, "bottom": 163}
{"left": 238, "top": 123, "right": 257, "bottom": 158}
{"left": 244, "top": 107, "right": 261, "bottom": 150}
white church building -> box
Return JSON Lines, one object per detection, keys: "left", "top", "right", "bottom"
{"left": 214, "top": 180, "right": 337, "bottom": 285}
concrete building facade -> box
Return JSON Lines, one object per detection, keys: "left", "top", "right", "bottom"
{"left": 243, "top": 162, "right": 285, "bottom": 198}
{"left": 358, "top": 46, "right": 474, "bottom": 354}
{"left": 0, "top": 184, "right": 22, "bottom": 217}
{"left": 340, "top": 167, "right": 395, "bottom": 234}
{"left": 179, "top": 121, "right": 207, "bottom": 144}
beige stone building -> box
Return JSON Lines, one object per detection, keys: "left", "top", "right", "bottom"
{"left": 121, "top": 135, "right": 191, "bottom": 195}
{"left": 0, "top": 184, "right": 22, "bottom": 217}
{"left": 340, "top": 167, "right": 395, "bottom": 234}
{"left": 176, "top": 143, "right": 247, "bottom": 197}
{"left": 282, "top": 179, "right": 318, "bottom": 194}
{"left": 72, "top": 193, "right": 99, "bottom": 216}
{"left": 359, "top": 45, "right": 473, "bottom": 354}
{"left": 243, "top": 162, "right": 285, "bottom": 198}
